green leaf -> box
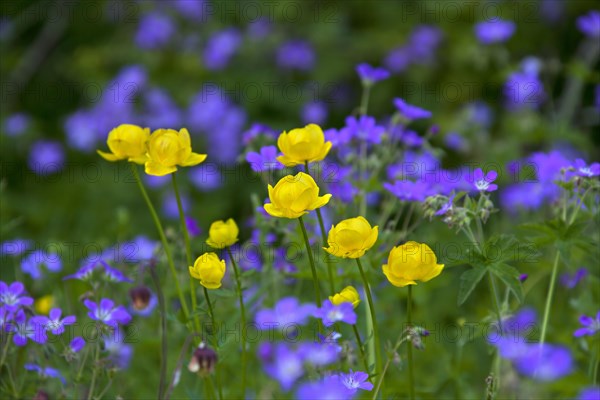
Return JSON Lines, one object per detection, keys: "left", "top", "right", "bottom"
{"left": 210, "top": 288, "right": 236, "bottom": 298}
{"left": 489, "top": 263, "right": 524, "bottom": 304}
{"left": 457, "top": 267, "right": 487, "bottom": 306}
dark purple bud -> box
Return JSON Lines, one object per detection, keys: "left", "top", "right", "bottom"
{"left": 519, "top": 274, "right": 528, "bottom": 282}
{"left": 188, "top": 343, "right": 218, "bottom": 376}
{"left": 129, "top": 286, "right": 152, "bottom": 311}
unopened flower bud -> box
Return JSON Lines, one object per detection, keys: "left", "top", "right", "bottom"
{"left": 188, "top": 343, "right": 217, "bottom": 377}
{"left": 519, "top": 274, "right": 528, "bottom": 282}
{"left": 129, "top": 286, "right": 152, "bottom": 311}
{"left": 33, "top": 391, "right": 49, "bottom": 400}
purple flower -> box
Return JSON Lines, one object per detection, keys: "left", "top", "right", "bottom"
{"left": 573, "top": 159, "right": 600, "bottom": 177}
{"left": 69, "top": 336, "right": 85, "bottom": 353}
{"left": 0, "top": 281, "right": 33, "bottom": 311}
{"left": 255, "top": 297, "right": 316, "bottom": 329}
{"left": 141, "top": 88, "right": 183, "bottom": 130}
{"left": 21, "top": 250, "right": 62, "bottom": 279}
{"left": 407, "top": 25, "right": 443, "bottom": 63}
{"left": 435, "top": 194, "right": 455, "bottom": 216}
{"left": 399, "top": 129, "right": 424, "bottom": 148}
{"left": 28, "top": 140, "right": 65, "bottom": 175}
{"left": 298, "top": 342, "right": 340, "bottom": 366}
{"left": 242, "top": 123, "right": 278, "bottom": 144}
{"left": 259, "top": 342, "right": 304, "bottom": 391}
{"left": 129, "top": 286, "right": 158, "bottom": 317}
{"left": 162, "top": 192, "right": 190, "bottom": 219}
{"left": 64, "top": 110, "right": 98, "bottom": 151}
{"left": 356, "top": 63, "right": 390, "bottom": 85}
{"left": 0, "top": 306, "right": 13, "bottom": 330}
{"left": 135, "top": 12, "right": 175, "bottom": 49}
{"left": 315, "top": 300, "right": 357, "bottom": 327}
{"left": 393, "top": 98, "right": 432, "bottom": 120}
{"left": 189, "top": 163, "right": 223, "bottom": 191}
{"left": 578, "top": 387, "right": 600, "bottom": 400}
{"left": 0, "top": 239, "right": 31, "bottom": 256}
{"left": 119, "top": 236, "right": 159, "bottom": 263}
{"left": 47, "top": 308, "right": 76, "bottom": 335}
{"left": 4, "top": 113, "right": 30, "bottom": 136}
{"left": 577, "top": 10, "right": 600, "bottom": 38}
{"left": 104, "top": 329, "right": 133, "bottom": 369}
{"left": 203, "top": 28, "right": 242, "bottom": 70}
{"left": 101, "top": 261, "right": 133, "bottom": 283}
{"left": 296, "top": 375, "right": 350, "bottom": 400}
{"left": 144, "top": 174, "right": 170, "bottom": 189}
{"left": 246, "top": 145, "right": 284, "bottom": 172}
{"left": 171, "top": 0, "right": 205, "bottom": 20}
{"left": 62, "top": 261, "right": 98, "bottom": 281}
{"left": 384, "top": 180, "right": 435, "bottom": 202}
{"left": 574, "top": 311, "right": 600, "bottom": 337}
{"left": 467, "top": 168, "right": 498, "bottom": 192}
{"left": 276, "top": 40, "right": 315, "bottom": 71}
{"left": 84, "top": 298, "right": 132, "bottom": 327}
{"left": 10, "top": 309, "right": 49, "bottom": 346}
{"left": 560, "top": 267, "right": 588, "bottom": 289}
{"left": 328, "top": 165, "right": 359, "bottom": 204}
{"left": 337, "top": 370, "right": 374, "bottom": 394}
{"left": 24, "top": 364, "right": 66, "bottom": 385}
{"left": 186, "top": 216, "right": 202, "bottom": 237}
{"left": 384, "top": 46, "right": 412, "bottom": 73}
{"left": 445, "top": 132, "right": 467, "bottom": 152}
{"left": 301, "top": 101, "right": 328, "bottom": 125}
{"left": 474, "top": 19, "right": 516, "bottom": 44}
{"left": 504, "top": 71, "right": 545, "bottom": 111}
{"left": 513, "top": 344, "right": 573, "bottom": 381}
{"left": 339, "top": 115, "right": 385, "bottom": 144}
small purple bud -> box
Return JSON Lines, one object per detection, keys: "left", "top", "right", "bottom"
{"left": 188, "top": 343, "right": 218, "bottom": 376}
{"left": 519, "top": 274, "right": 528, "bottom": 282}
{"left": 130, "top": 286, "right": 152, "bottom": 311}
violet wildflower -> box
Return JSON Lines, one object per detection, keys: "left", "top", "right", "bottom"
{"left": 0, "top": 281, "right": 33, "bottom": 311}
{"left": 255, "top": 297, "right": 316, "bottom": 330}
{"left": 445, "top": 132, "right": 467, "bottom": 152}
{"left": 467, "top": 168, "right": 498, "bottom": 192}
{"left": 119, "top": 235, "right": 159, "bottom": 263}
{"left": 296, "top": 375, "right": 349, "bottom": 400}
{"left": 135, "top": 12, "right": 174, "bottom": 49}
{"left": 577, "top": 10, "right": 600, "bottom": 38}
{"left": 242, "top": 123, "right": 278, "bottom": 144}
{"left": 356, "top": 63, "right": 390, "bottom": 85}
{"left": 339, "top": 115, "right": 385, "bottom": 144}
{"left": 25, "top": 364, "right": 66, "bottom": 385}
{"left": 504, "top": 70, "right": 545, "bottom": 111}
{"left": 141, "top": 88, "right": 183, "bottom": 130}
{"left": 407, "top": 25, "right": 443, "bottom": 63}
{"left": 276, "top": 40, "right": 315, "bottom": 71}
{"left": 578, "top": 387, "right": 600, "bottom": 400}
{"left": 574, "top": 311, "right": 600, "bottom": 337}
{"left": 144, "top": 174, "right": 170, "bottom": 189}
{"left": 47, "top": 308, "right": 76, "bottom": 335}
{"left": 4, "top": 113, "right": 30, "bottom": 136}
{"left": 301, "top": 101, "right": 328, "bottom": 125}
{"left": 259, "top": 342, "right": 304, "bottom": 391}
{"left": 84, "top": 298, "right": 132, "bottom": 327}
{"left": 186, "top": 216, "right": 202, "bottom": 237}
{"left": 394, "top": 98, "right": 432, "bottom": 120}
{"left": 573, "top": 159, "right": 600, "bottom": 177}
{"left": 162, "top": 192, "right": 190, "bottom": 219}
{"left": 384, "top": 180, "right": 435, "bottom": 202}
{"left": 474, "top": 19, "right": 516, "bottom": 44}
{"left": 10, "top": 309, "right": 49, "bottom": 346}
{"left": 21, "top": 250, "right": 62, "bottom": 279}
{"left": 69, "top": 336, "right": 85, "bottom": 353}
{"left": 315, "top": 300, "right": 357, "bottom": 327}
{"left": 101, "top": 261, "right": 133, "bottom": 283}
{"left": 64, "top": 109, "right": 98, "bottom": 152}
{"left": 298, "top": 342, "right": 340, "bottom": 366}
{"left": 28, "top": 140, "right": 65, "bottom": 175}
{"left": 0, "top": 306, "right": 13, "bottom": 330}
{"left": 513, "top": 344, "right": 573, "bottom": 381}
{"left": 104, "top": 329, "right": 133, "bottom": 369}
{"left": 1, "top": 239, "right": 31, "bottom": 256}
{"left": 62, "top": 260, "right": 99, "bottom": 281}
{"left": 246, "top": 145, "right": 284, "bottom": 172}
{"left": 189, "top": 164, "right": 223, "bottom": 191}
{"left": 337, "top": 369, "right": 374, "bottom": 394}
{"left": 435, "top": 194, "right": 455, "bottom": 216}
{"left": 203, "top": 28, "right": 242, "bottom": 70}
{"left": 560, "top": 267, "right": 588, "bottom": 289}
{"left": 171, "top": 0, "right": 205, "bottom": 20}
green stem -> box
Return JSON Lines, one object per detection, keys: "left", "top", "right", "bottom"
{"left": 352, "top": 324, "right": 371, "bottom": 380}
{"left": 488, "top": 273, "right": 504, "bottom": 334}
{"left": 593, "top": 353, "right": 599, "bottom": 385}
{"left": 356, "top": 258, "right": 382, "bottom": 379}
{"left": 304, "top": 161, "right": 336, "bottom": 294}
{"left": 371, "top": 330, "right": 409, "bottom": 400}
{"left": 359, "top": 84, "right": 371, "bottom": 116}
{"left": 149, "top": 264, "right": 168, "bottom": 399}
{"left": 130, "top": 164, "right": 191, "bottom": 322}
{"left": 298, "top": 216, "right": 322, "bottom": 307}
{"left": 539, "top": 251, "right": 561, "bottom": 346}
{"left": 171, "top": 173, "right": 201, "bottom": 334}
{"left": 0, "top": 332, "right": 12, "bottom": 367}
{"left": 87, "top": 340, "right": 101, "bottom": 400}
{"left": 94, "top": 378, "right": 113, "bottom": 400}
{"left": 407, "top": 285, "right": 415, "bottom": 400}
{"left": 227, "top": 247, "right": 247, "bottom": 397}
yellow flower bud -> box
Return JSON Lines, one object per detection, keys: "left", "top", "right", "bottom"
{"left": 97, "top": 124, "right": 150, "bottom": 164}
{"left": 145, "top": 128, "right": 207, "bottom": 176}
{"left": 264, "top": 172, "right": 331, "bottom": 219}
{"left": 329, "top": 286, "right": 361, "bottom": 308}
{"left": 35, "top": 295, "right": 54, "bottom": 315}
{"left": 324, "top": 216, "right": 378, "bottom": 259}
{"left": 206, "top": 219, "right": 239, "bottom": 249}
{"left": 382, "top": 241, "right": 444, "bottom": 287}
{"left": 276, "top": 124, "right": 332, "bottom": 167}
{"left": 189, "top": 253, "right": 226, "bottom": 290}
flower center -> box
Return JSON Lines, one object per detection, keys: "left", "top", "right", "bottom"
{"left": 579, "top": 167, "right": 592, "bottom": 177}
{"left": 475, "top": 179, "right": 489, "bottom": 191}
{"left": 327, "top": 309, "right": 343, "bottom": 322}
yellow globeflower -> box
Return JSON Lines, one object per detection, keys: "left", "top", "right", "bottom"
{"left": 264, "top": 172, "right": 331, "bottom": 219}
{"left": 35, "top": 295, "right": 54, "bottom": 315}
{"left": 97, "top": 124, "right": 150, "bottom": 164}
{"left": 329, "top": 286, "right": 361, "bottom": 308}
{"left": 189, "top": 253, "right": 226, "bottom": 289}
{"left": 145, "top": 128, "right": 207, "bottom": 176}
{"left": 382, "top": 241, "right": 444, "bottom": 287}
{"left": 276, "top": 124, "right": 332, "bottom": 167}
{"left": 206, "top": 219, "right": 239, "bottom": 249}
{"left": 324, "top": 216, "right": 378, "bottom": 259}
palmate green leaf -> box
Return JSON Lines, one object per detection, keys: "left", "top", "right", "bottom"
{"left": 489, "top": 263, "right": 524, "bottom": 304}
{"left": 484, "top": 234, "right": 520, "bottom": 263}
{"left": 457, "top": 267, "right": 487, "bottom": 306}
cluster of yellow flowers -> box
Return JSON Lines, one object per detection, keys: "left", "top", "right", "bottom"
{"left": 97, "top": 124, "right": 207, "bottom": 176}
